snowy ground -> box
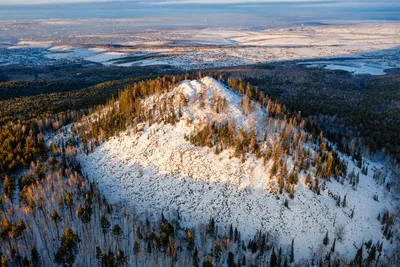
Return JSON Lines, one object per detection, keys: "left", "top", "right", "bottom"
{"left": 53, "top": 77, "right": 398, "bottom": 261}
{"left": 297, "top": 59, "right": 397, "bottom": 75}
{"left": 2, "top": 22, "right": 400, "bottom": 73}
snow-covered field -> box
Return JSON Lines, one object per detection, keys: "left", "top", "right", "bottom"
{"left": 55, "top": 77, "right": 398, "bottom": 261}
{"left": 2, "top": 22, "right": 400, "bottom": 73}
{"left": 298, "top": 60, "right": 396, "bottom": 75}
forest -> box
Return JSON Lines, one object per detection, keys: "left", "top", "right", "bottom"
{"left": 0, "top": 70, "right": 398, "bottom": 266}
{"left": 205, "top": 65, "right": 400, "bottom": 162}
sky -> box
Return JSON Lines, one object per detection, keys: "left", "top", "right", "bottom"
{"left": 0, "top": 0, "right": 399, "bottom": 22}
{"left": 0, "top": 0, "right": 398, "bottom": 5}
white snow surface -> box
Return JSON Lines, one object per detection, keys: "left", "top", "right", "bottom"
{"left": 74, "top": 77, "right": 396, "bottom": 260}
{"left": 4, "top": 23, "right": 400, "bottom": 72}
{"left": 298, "top": 60, "right": 391, "bottom": 75}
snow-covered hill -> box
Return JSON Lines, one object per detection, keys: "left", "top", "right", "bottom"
{"left": 68, "top": 77, "right": 396, "bottom": 261}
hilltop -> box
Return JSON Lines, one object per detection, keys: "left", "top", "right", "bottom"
{"left": 56, "top": 77, "right": 397, "bottom": 261}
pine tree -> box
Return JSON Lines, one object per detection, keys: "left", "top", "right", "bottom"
{"left": 324, "top": 152, "right": 333, "bottom": 180}
{"left": 283, "top": 257, "right": 289, "bottom": 267}
{"left": 202, "top": 258, "right": 213, "bottom": 267}
{"left": 278, "top": 247, "right": 282, "bottom": 266}
{"left": 22, "top": 256, "right": 30, "bottom": 267}
{"left": 182, "top": 228, "right": 192, "bottom": 251}
{"left": 193, "top": 247, "right": 200, "bottom": 267}
{"left": 54, "top": 228, "right": 81, "bottom": 266}
{"left": 116, "top": 250, "right": 126, "bottom": 266}
{"left": 133, "top": 240, "right": 140, "bottom": 267}
{"left": 271, "top": 161, "right": 278, "bottom": 177}
{"left": 95, "top": 245, "right": 102, "bottom": 260}
{"left": 1, "top": 256, "right": 8, "bottom": 267}
{"left": 30, "top": 246, "right": 40, "bottom": 267}
{"left": 76, "top": 204, "right": 84, "bottom": 217}
{"left": 80, "top": 210, "right": 91, "bottom": 223}
{"left": 101, "top": 215, "right": 111, "bottom": 234}
{"left": 314, "top": 176, "right": 319, "bottom": 193}
{"left": 1, "top": 218, "right": 12, "bottom": 242}
{"left": 64, "top": 192, "right": 73, "bottom": 217}
{"left": 305, "top": 173, "right": 312, "bottom": 187}
{"left": 342, "top": 195, "right": 347, "bottom": 207}
{"left": 3, "top": 175, "right": 15, "bottom": 200}
{"left": 58, "top": 195, "right": 64, "bottom": 209}
{"left": 103, "top": 249, "right": 116, "bottom": 267}
{"left": 147, "top": 240, "right": 152, "bottom": 254}
{"left": 16, "top": 218, "right": 26, "bottom": 237}
{"left": 84, "top": 193, "right": 92, "bottom": 216}
{"left": 214, "top": 243, "right": 222, "bottom": 263}
{"left": 234, "top": 227, "right": 238, "bottom": 242}
{"left": 112, "top": 224, "right": 123, "bottom": 238}
{"left": 51, "top": 209, "right": 62, "bottom": 224}
{"left": 10, "top": 245, "right": 16, "bottom": 260}
{"left": 51, "top": 209, "right": 62, "bottom": 237}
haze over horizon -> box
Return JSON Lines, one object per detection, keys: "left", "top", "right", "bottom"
{"left": 0, "top": 0, "right": 399, "bottom": 23}
{"left": 0, "top": 0, "right": 399, "bottom": 5}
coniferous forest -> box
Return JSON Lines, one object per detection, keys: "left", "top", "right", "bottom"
{"left": 0, "top": 70, "right": 399, "bottom": 266}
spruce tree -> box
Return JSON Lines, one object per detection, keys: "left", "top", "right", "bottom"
{"left": 331, "top": 238, "right": 336, "bottom": 253}
{"left": 227, "top": 252, "right": 235, "bottom": 267}
{"left": 207, "top": 217, "right": 215, "bottom": 237}
{"left": 284, "top": 198, "right": 289, "bottom": 208}
{"left": 353, "top": 246, "right": 363, "bottom": 266}
{"left": 342, "top": 195, "right": 347, "bottom": 207}
{"left": 95, "top": 245, "right": 102, "bottom": 260}
{"left": 323, "top": 231, "right": 329, "bottom": 246}
{"left": 270, "top": 248, "right": 278, "bottom": 267}
{"left": 367, "top": 245, "right": 376, "bottom": 264}
{"left": 290, "top": 238, "right": 294, "bottom": 263}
